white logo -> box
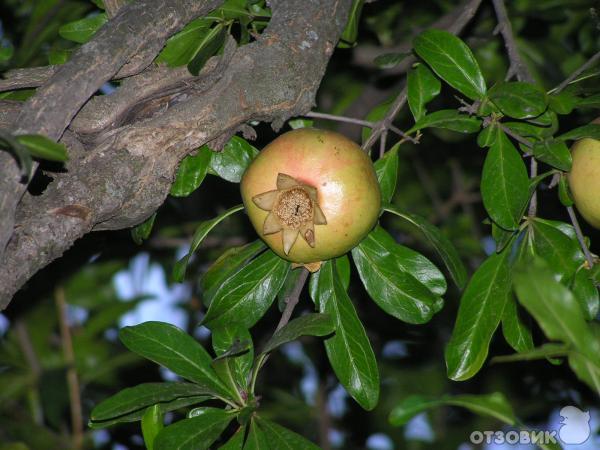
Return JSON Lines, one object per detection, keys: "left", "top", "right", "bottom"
{"left": 559, "top": 405, "right": 591, "bottom": 445}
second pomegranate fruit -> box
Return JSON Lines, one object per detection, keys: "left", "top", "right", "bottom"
{"left": 241, "top": 128, "right": 381, "bottom": 264}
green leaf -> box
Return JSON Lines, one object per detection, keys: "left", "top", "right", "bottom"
{"left": 488, "top": 82, "right": 547, "bottom": 119}
{"left": 513, "top": 258, "right": 600, "bottom": 362}
{"left": 413, "top": 29, "right": 486, "bottom": 101}
{"left": 558, "top": 124, "right": 600, "bottom": 141}
{"left": 528, "top": 218, "right": 585, "bottom": 282}
{"left": 568, "top": 350, "right": 600, "bottom": 396}
{"left": 119, "top": 322, "right": 232, "bottom": 399}
{"left": 171, "top": 147, "right": 212, "bottom": 197}
{"left": 154, "top": 408, "right": 233, "bottom": 450}
{"left": 374, "top": 52, "right": 410, "bottom": 69}
{"left": 0, "top": 131, "right": 33, "bottom": 180}
{"left": 531, "top": 139, "right": 572, "bottom": 171}
{"left": 16, "top": 134, "right": 68, "bottom": 162}
{"left": 558, "top": 174, "right": 574, "bottom": 206}
{"left": 90, "top": 382, "right": 212, "bottom": 423}
{"left": 382, "top": 204, "right": 467, "bottom": 289}
{"left": 157, "top": 17, "right": 212, "bottom": 66}
{"left": 59, "top": 13, "right": 107, "bottom": 43}
{"left": 142, "top": 405, "right": 163, "bottom": 450}
{"left": 504, "top": 121, "right": 553, "bottom": 139}
{"left": 491, "top": 343, "right": 569, "bottom": 364}
{"left": 218, "top": 426, "right": 246, "bottom": 450}
{"left": 389, "top": 392, "right": 516, "bottom": 427}
{"left": 202, "top": 250, "right": 290, "bottom": 328}
{"left": 173, "top": 205, "right": 245, "bottom": 282}
{"left": 187, "top": 26, "right": 228, "bottom": 76}
{"left": 501, "top": 296, "right": 533, "bottom": 353}
{"left": 339, "top": 0, "right": 364, "bottom": 47}
{"left": 374, "top": 143, "right": 399, "bottom": 203}
{"left": 131, "top": 213, "right": 157, "bottom": 245}
{"left": 477, "top": 123, "right": 500, "bottom": 148}
{"left": 313, "top": 260, "right": 379, "bottom": 410}
{"left": 407, "top": 63, "right": 441, "bottom": 121}
{"left": 211, "top": 323, "right": 253, "bottom": 392}
{"left": 408, "top": 109, "right": 481, "bottom": 134}
{"left": 209, "top": 136, "right": 259, "bottom": 183}
{"left": 309, "top": 255, "right": 350, "bottom": 305}
{"left": 352, "top": 227, "right": 444, "bottom": 324}
{"left": 48, "top": 48, "right": 71, "bottom": 65}
{"left": 288, "top": 118, "right": 313, "bottom": 129}
{"left": 548, "top": 91, "right": 579, "bottom": 115}
{"left": 572, "top": 267, "right": 600, "bottom": 321}
{"left": 257, "top": 418, "right": 320, "bottom": 449}
{"left": 261, "top": 313, "right": 334, "bottom": 354}
{"left": 445, "top": 249, "right": 513, "bottom": 381}
{"left": 480, "top": 130, "right": 529, "bottom": 230}
{"left": 201, "top": 240, "right": 266, "bottom": 307}
{"left": 244, "top": 420, "right": 268, "bottom": 449}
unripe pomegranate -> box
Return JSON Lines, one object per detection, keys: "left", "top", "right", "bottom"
{"left": 567, "top": 119, "right": 600, "bottom": 229}
{"left": 241, "top": 128, "right": 381, "bottom": 265}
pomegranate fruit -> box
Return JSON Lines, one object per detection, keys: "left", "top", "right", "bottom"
{"left": 241, "top": 128, "right": 381, "bottom": 264}
{"left": 567, "top": 126, "right": 600, "bottom": 229}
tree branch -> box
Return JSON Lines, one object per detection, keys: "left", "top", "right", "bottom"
{"left": 551, "top": 50, "right": 600, "bottom": 94}
{"left": 566, "top": 206, "right": 595, "bottom": 268}
{"left": 276, "top": 268, "right": 310, "bottom": 331}
{"left": 0, "top": 0, "right": 352, "bottom": 308}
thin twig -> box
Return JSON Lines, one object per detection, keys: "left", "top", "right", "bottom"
{"left": 362, "top": 86, "right": 408, "bottom": 151}
{"left": 305, "top": 111, "right": 374, "bottom": 128}
{"left": 15, "top": 321, "right": 44, "bottom": 425}
{"left": 528, "top": 158, "right": 538, "bottom": 216}
{"left": 499, "top": 124, "right": 532, "bottom": 148}
{"left": 56, "top": 287, "right": 84, "bottom": 450}
{"left": 379, "top": 130, "right": 387, "bottom": 158}
{"left": 276, "top": 268, "right": 309, "bottom": 331}
{"left": 492, "top": 0, "right": 534, "bottom": 83}
{"left": 566, "top": 206, "right": 595, "bottom": 268}
{"left": 552, "top": 51, "right": 600, "bottom": 94}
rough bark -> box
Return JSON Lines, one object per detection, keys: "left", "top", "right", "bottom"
{"left": 0, "top": 0, "right": 351, "bottom": 308}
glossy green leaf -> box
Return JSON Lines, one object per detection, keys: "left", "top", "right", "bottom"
{"left": 382, "top": 204, "right": 467, "bottom": 289}
{"left": 131, "top": 213, "right": 156, "bottom": 245}
{"left": 244, "top": 420, "right": 268, "bottom": 449}
{"left": 548, "top": 91, "right": 579, "bottom": 115}
{"left": 531, "top": 139, "right": 572, "bottom": 171}
{"left": 257, "top": 418, "right": 320, "bottom": 449}
{"left": 211, "top": 323, "right": 253, "bottom": 392}
{"left": 477, "top": 123, "right": 500, "bottom": 148}
{"left": 504, "top": 121, "right": 553, "bottom": 139}
{"left": 374, "top": 143, "right": 399, "bottom": 203}
{"left": 572, "top": 267, "right": 600, "bottom": 321}
{"left": 0, "top": 131, "right": 33, "bottom": 180}
{"left": 16, "top": 134, "right": 68, "bottom": 162}
{"left": 558, "top": 124, "right": 600, "bottom": 141}
{"left": 374, "top": 52, "right": 410, "bottom": 69}
{"left": 389, "top": 392, "right": 516, "bottom": 426}
{"left": 558, "top": 174, "right": 574, "bottom": 207}
{"left": 492, "top": 343, "right": 568, "bottom": 364}
{"left": 209, "top": 136, "right": 259, "bottom": 183}
{"left": 218, "top": 426, "right": 245, "bottom": 450}
{"left": 408, "top": 109, "right": 481, "bottom": 134}
{"left": 202, "top": 240, "right": 266, "bottom": 306}
{"left": 488, "top": 82, "right": 547, "bottom": 119}
{"left": 568, "top": 350, "right": 600, "bottom": 396}
{"left": 309, "top": 255, "right": 350, "bottom": 305}
{"left": 313, "top": 260, "right": 379, "bottom": 410}
{"left": 59, "top": 13, "right": 107, "bottom": 43}
{"left": 513, "top": 258, "right": 600, "bottom": 362}
{"left": 261, "top": 313, "right": 334, "bottom": 354}
{"left": 202, "top": 250, "right": 290, "bottom": 328}
{"left": 501, "top": 295, "right": 533, "bottom": 353}
{"left": 90, "top": 382, "right": 212, "bottom": 423}
{"left": 142, "top": 405, "right": 163, "bottom": 450}
{"left": 171, "top": 146, "right": 212, "bottom": 197}
{"left": 480, "top": 130, "right": 529, "bottom": 230}
{"left": 528, "top": 218, "right": 585, "bottom": 282}
{"left": 119, "top": 322, "right": 231, "bottom": 398}
{"left": 173, "top": 204, "right": 245, "bottom": 282}
{"left": 413, "top": 29, "right": 486, "bottom": 101}
{"left": 352, "top": 227, "right": 444, "bottom": 324}
{"left": 154, "top": 408, "right": 233, "bottom": 450}
{"left": 339, "top": 0, "right": 364, "bottom": 47}
{"left": 157, "top": 17, "right": 212, "bottom": 66}
{"left": 445, "top": 249, "right": 512, "bottom": 381}
{"left": 407, "top": 63, "right": 441, "bottom": 121}
{"left": 187, "top": 26, "right": 227, "bottom": 76}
